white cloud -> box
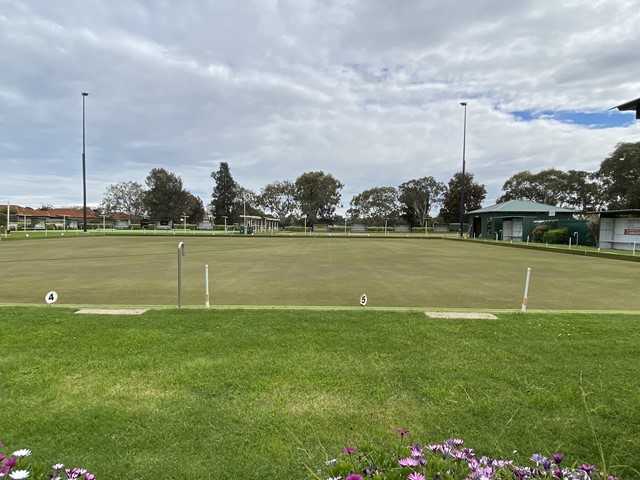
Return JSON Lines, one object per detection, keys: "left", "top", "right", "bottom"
{"left": 1, "top": 0, "right": 639, "bottom": 211}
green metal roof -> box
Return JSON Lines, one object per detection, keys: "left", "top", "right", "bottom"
{"left": 467, "top": 200, "right": 577, "bottom": 215}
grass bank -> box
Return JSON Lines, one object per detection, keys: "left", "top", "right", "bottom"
{"left": 1, "top": 307, "right": 639, "bottom": 478}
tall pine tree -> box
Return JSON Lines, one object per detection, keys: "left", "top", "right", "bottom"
{"left": 210, "top": 162, "right": 238, "bottom": 223}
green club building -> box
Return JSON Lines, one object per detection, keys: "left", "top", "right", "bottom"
{"left": 466, "top": 200, "right": 578, "bottom": 241}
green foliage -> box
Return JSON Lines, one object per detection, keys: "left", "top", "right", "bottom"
{"left": 398, "top": 176, "right": 446, "bottom": 227}
{"left": 532, "top": 224, "right": 551, "bottom": 243}
{"left": 100, "top": 180, "right": 146, "bottom": 218}
{"left": 143, "top": 168, "right": 190, "bottom": 222}
{"left": 294, "top": 171, "right": 344, "bottom": 222}
{"left": 210, "top": 162, "right": 238, "bottom": 223}
{"left": 542, "top": 227, "right": 569, "bottom": 244}
{"left": 257, "top": 180, "right": 298, "bottom": 224}
{"left": 439, "top": 172, "right": 486, "bottom": 224}
{"left": 497, "top": 168, "right": 600, "bottom": 210}
{"left": 597, "top": 141, "right": 640, "bottom": 209}
{"left": 347, "top": 186, "right": 401, "bottom": 225}
{"left": 184, "top": 192, "right": 206, "bottom": 223}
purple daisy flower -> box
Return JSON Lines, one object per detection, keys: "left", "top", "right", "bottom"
{"left": 398, "top": 457, "right": 420, "bottom": 467}
{"left": 407, "top": 472, "right": 426, "bottom": 480}
{"left": 410, "top": 444, "right": 424, "bottom": 458}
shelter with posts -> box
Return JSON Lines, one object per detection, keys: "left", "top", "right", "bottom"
{"left": 466, "top": 200, "right": 578, "bottom": 241}
{"left": 590, "top": 210, "right": 640, "bottom": 252}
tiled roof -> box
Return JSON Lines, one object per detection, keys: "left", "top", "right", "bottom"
{"left": 10, "top": 206, "right": 97, "bottom": 219}
{"left": 467, "top": 200, "right": 577, "bottom": 215}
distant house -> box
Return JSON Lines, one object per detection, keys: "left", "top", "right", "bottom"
{"left": 9, "top": 206, "right": 96, "bottom": 230}
{"left": 466, "top": 200, "right": 577, "bottom": 241}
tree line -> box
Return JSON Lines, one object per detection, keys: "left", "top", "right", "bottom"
{"left": 97, "top": 141, "right": 640, "bottom": 226}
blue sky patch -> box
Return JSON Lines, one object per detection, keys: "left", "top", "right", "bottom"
{"left": 511, "top": 110, "right": 634, "bottom": 129}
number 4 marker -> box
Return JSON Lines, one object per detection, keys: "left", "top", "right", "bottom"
{"left": 45, "top": 291, "right": 58, "bottom": 304}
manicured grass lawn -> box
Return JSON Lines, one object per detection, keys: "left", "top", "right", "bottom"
{"left": 1, "top": 236, "right": 640, "bottom": 310}
{"left": 1, "top": 307, "right": 639, "bottom": 479}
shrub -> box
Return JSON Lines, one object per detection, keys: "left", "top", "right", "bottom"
{"left": 531, "top": 224, "right": 551, "bottom": 243}
{"left": 542, "top": 227, "right": 570, "bottom": 245}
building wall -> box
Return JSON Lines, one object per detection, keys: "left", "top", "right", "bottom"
{"left": 599, "top": 217, "right": 640, "bottom": 251}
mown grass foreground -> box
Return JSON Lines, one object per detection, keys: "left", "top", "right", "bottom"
{"left": 2, "top": 235, "right": 640, "bottom": 309}
{"left": 1, "top": 307, "right": 639, "bottom": 478}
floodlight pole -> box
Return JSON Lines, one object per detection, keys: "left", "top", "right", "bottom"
{"left": 81, "top": 92, "right": 89, "bottom": 232}
{"left": 459, "top": 101, "right": 468, "bottom": 238}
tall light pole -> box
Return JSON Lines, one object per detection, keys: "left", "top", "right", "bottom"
{"left": 81, "top": 92, "right": 89, "bottom": 232}
{"left": 459, "top": 101, "right": 468, "bottom": 238}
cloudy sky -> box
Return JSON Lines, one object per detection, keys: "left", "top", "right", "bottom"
{"left": 2, "top": 0, "right": 639, "bottom": 213}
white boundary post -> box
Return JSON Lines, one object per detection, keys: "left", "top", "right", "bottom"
{"left": 521, "top": 267, "right": 532, "bottom": 312}
{"left": 177, "top": 242, "right": 185, "bottom": 308}
{"left": 205, "top": 264, "right": 210, "bottom": 308}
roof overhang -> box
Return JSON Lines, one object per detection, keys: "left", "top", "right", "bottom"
{"left": 587, "top": 209, "right": 640, "bottom": 218}
{"left": 611, "top": 97, "right": 640, "bottom": 119}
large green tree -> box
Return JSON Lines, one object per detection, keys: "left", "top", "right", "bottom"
{"left": 497, "top": 168, "right": 599, "bottom": 210}
{"left": 598, "top": 141, "right": 640, "bottom": 209}
{"left": 294, "top": 171, "right": 344, "bottom": 222}
{"left": 398, "top": 176, "right": 446, "bottom": 227}
{"left": 143, "top": 168, "right": 189, "bottom": 221}
{"left": 100, "top": 180, "right": 146, "bottom": 218}
{"left": 184, "top": 193, "right": 207, "bottom": 223}
{"left": 257, "top": 180, "right": 298, "bottom": 223}
{"left": 563, "top": 169, "right": 601, "bottom": 211}
{"left": 210, "top": 162, "right": 239, "bottom": 224}
{"left": 234, "top": 186, "right": 263, "bottom": 221}
{"left": 0, "top": 205, "right": 15, "bottom": 234}
{"left": 439, "top": 172, "right": 486, "bottom": 224}
{"left": 347, "top": 186, "right": 401, "bottom": 225}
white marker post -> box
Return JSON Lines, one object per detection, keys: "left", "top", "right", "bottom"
{"left": 177, "top": 242, "right": 185, "bottom": 308}
{"left": 205, "top": 264, "right": 210, "bottom": 308}
{"left": 521, "top": 267, "right": 532, "bottom": 312}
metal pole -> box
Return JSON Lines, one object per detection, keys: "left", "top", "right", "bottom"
{"left": 459, "top": 101, "right": 468, "bottom": 237}
{"left": 521, "top": 267, "right": 532, "bottom": 312}
{"left": 5, "top": 201, "right": 8, "bottom": 238}
{"left": 205, "top": 264, "right": 210, "bottom": 308}
{"left": 81, "top": 92, "right": 89, "bottom": 232}
{"left": 177, "top": 242, "right": 185, "bottom": 308}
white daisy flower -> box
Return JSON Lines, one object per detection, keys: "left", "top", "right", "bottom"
{"left": 9, "top": 470, "right": 30, "bottom": 479}
{"left": 11, "top": 450, "right": 31, "bottom": 458}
